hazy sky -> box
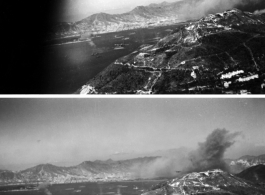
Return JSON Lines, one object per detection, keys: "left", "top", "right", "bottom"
{"left": 52, "top": 0, "right": 265, "bottom": 22}
{"left": 0, "top": 98, "right": 264, "bottom": 171}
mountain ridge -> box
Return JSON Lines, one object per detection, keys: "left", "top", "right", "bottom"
{"left": 51, "top": 0, "right": 188, "bottom": 38}
{"left": 0, "top": 156, "right": 161, "bottom": 185}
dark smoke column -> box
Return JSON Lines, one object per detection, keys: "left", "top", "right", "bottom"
{"left": 187, "top": 128, "right": 240, "bottom": 173}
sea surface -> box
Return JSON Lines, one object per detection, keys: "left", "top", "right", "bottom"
{"left": 0, "top": 180, "right": 164, "bottom": 195}
{"left": 40, "top": 25, "right": 182, "bottom": 94}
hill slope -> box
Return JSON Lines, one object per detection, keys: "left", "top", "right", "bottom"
{"left": 237, "top": 165, "right": 265, "bottom": 184}
{"left": 144, "top": 169, "right": 265, "bottom": 195}
{"left": 79, "top": 9, "right": 265, "bottom": 94}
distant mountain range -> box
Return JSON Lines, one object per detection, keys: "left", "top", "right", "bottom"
{"left": 50, "top": 0, "right": 265, "bottom": 38}
{"left": 51, "top": 1, "right": 187, "bottom": 37}
{"left": 0, "top": 157, "right": 160, "bottom": 185}
{"left": 76, "top": 1, "right": 185, "bottom": 26}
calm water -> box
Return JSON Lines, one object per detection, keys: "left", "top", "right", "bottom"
{"left": 40, "top": 25, "right": 181, "bottom": 94}
{"left": 0, "top": 180, "right": 163, "bottom": 195}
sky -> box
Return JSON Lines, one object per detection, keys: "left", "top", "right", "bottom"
{"left": 0, "top": 98, "right": 264, "bottom": 171}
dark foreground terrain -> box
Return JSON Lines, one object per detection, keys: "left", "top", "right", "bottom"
{"left": 78, "top": 9, "right": 265, "bottom": 94}
{"left": 143, "top": 169, "right": 265, "bottom": 195}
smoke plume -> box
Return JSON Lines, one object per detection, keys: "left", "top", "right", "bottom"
{"left": 186, "top": 128, "right": 240, "bottom": 173}
{"left": 178, "top": 0, "right": 263, "bottom": 20}
{"left": 38, "top": 182, "right": 52, "bottom": 195}
{"left": 129, "top": 149, "right": 191, "bottom": 178}
{"left": 131, "top": 157, "right": 189, "bottom": 178}
{"left": 129, "top": 129, "right": 241, "bottom": 178}
{"left": 80, "top": 31, "right": 96, "bottom": 47}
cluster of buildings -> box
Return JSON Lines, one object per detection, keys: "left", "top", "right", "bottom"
{"left": 50, "top": 172, "right": 133, "bottom": 184}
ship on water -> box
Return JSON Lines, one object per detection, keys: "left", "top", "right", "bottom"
{"left": 114, "top": 35, "right": 124, "bottom": 39}
{"left": 114, "top": 38, "right": 127, "bottom": 50}
{"left": 114, "top": 44, "right": 125, "bottom": 50}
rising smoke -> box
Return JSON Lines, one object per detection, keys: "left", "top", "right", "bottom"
{"left": 38, "top": 182, "right": 52, "bottom": 195}
{"left": 130, "top": 156, "right": 189, "bottom": 178}
{"left": 131, "top": 129, "right": 241, "bottom": 178}
{"left": 81, "top": 32, "right": 96, "bottom": 47}
{"left": 185, "top": 128, "right": 241, "bottom": 173}
{"left": 178, "top": 0, "right": 262, "bottom": 20}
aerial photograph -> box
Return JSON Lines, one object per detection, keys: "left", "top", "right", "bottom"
{"left": 0, "top": 98, "right": 265, "bottom": 194}
{"left": 1, "top": 0, "right": 265, "bottom": 94}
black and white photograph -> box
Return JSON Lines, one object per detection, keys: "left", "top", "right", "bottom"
{"left": 0, "top": 98, "right": 265, "bottom": 194}
{"left": 1, "top": 0, "right": 265, "bottom": 194}
{"left": 1, "top": 0, "right": 265, "bottom": 94}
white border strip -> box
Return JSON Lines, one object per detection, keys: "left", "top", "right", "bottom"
{"left": 1, "top": 95, "right": 265, "bottom": 98}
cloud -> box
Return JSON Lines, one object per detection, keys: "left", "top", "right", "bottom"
{"left": 178, "top": 0, "right": 263, "bottom": 20}
{"left": 185, "top": 128, "right": 241, "bottom": 173}
{"left": 126, "top": 129, "right": 242, "bottom": 178}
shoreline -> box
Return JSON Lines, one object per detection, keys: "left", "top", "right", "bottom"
{"left": 0, "top": 178, "right": 167, "bottom": 188}
{"left": 48, "top": 21, "right": 189, "bottom": 47}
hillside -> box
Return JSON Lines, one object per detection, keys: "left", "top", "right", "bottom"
{"left": 144, "top": 169, "right": 265, "bottom": 195}
{"left": 79, "top": 9, "right": 265, "bottom": 94}
{"left": 237, "top": 165, "right": 265, "bottom": 185}
{"left": 0, "top": 170, "right": 23, "bottom": 184}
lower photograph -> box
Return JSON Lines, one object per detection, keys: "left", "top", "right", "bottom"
{"left": 0, "top": 98, "right": 264, "bottom": 195}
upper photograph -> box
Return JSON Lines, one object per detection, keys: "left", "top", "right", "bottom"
{"left": 2, "top": 0, "right": 265, "bottom": 94}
